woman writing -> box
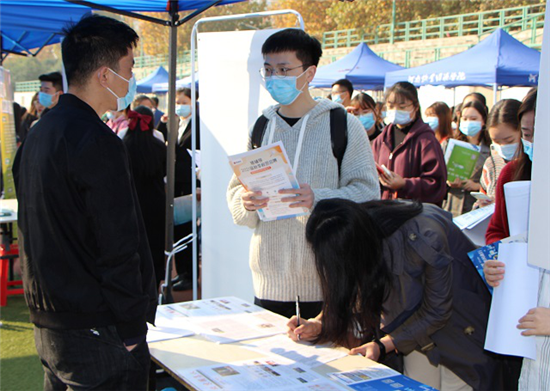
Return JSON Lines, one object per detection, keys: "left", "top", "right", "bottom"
{"left": 288, "top": 199, "right": 500, "bottom": 390}
{"left": 372, "top": 82, "right": 447, "bottom": 205}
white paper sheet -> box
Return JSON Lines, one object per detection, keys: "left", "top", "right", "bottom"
{"left": 177, "top": 357, "right": 329, "bottom": 390}
{"left": 242, "top": 335, "right": 347, "bottom": 369}
{"left": 146, "top": 322, "right": 194, "bottom": 343}
{"left": 485, "top": 243, "right": 538, "bottom": 359}
{"left": 453, "top": 203, "right": 495, "bottom": 230}
{"left": 157, "top": 297, "right": 288, "bottom": 344}
{"left": 504, "top": 181, "right": 531, "bottom": 236}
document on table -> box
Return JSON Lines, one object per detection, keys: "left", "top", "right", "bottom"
{"left": 177, "top": 356, "right": 344, "bottom": 391}
{"left": 156, "top": 296, "right": 289, "bottom": 344}
{"left": 228, "top": 141, "right": 308, "bottom": 221}
{"left": 146, "top": 322, "right": 194, "bottom": 343}
{"left": 242, "top": 334, "right": 348, "bottom": 368}
{"left": 328, "top": 364, "right": 437, "bottom": 390}
{"left": 453, "top": 203, "right": 495, "bottom": 230}
{"left": 485, "top": 242, "right": 538, "bottom": 359}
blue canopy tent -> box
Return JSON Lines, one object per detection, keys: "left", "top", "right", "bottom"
{"left": 152, "top": 72, "right": 199, "bottom": 93}
{"left": 137, "top": 66, "right": 169, "bottom": 93}
{"left": 1, "top": 0, "right": 246, "bottom": 303}
{"left": 311, "top": 42, "right": 404, "bottom": 90}
{"left": 384, "top": 29, "right": 541, "bottom": 89}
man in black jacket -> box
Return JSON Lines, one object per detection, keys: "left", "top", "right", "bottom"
{"left": 12, "top": 15, "right": 157, "bottom": 391}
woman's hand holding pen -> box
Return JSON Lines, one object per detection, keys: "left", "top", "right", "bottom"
{"left": 287, "top": 317, "right": 322, "bottom": 342}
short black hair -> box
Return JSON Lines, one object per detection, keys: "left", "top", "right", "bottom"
{"left": 332, "top": 79, "right": 353, "bottom": 96}
{"left": 151, "top": 95, "right": 159, "bottom": 107}
{"left": 262, "top": 29, "right": 322, "bottom": 67}
{"left": 38, "top": 72, "right": 63, "bottom": 91}
{"left": 177, "top": 87, "right": 199, "bottom": 101}
{"left": 62, "top": 15, "right": 139, "bottom": 87}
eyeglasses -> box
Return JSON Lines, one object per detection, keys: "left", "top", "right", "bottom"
{"left": 260, "top": 65, "right": 308, "bottom": 79}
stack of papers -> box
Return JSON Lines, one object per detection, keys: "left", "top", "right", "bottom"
{"left": 156, "top": 296, "right": 289, "bottom": 344}
{"left": 328, "top": 364, "right": 437, "bottom": 391}
{"left": 453, "top": 203, "right": 495, "bottom": 230}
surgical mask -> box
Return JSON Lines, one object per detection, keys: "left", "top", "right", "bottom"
{"left": 425, "top": 116, "right": 439, "bottom": 131}
{"left": 105, "top": 111, "right": 115, "bottom": 120}
{"left": 459, "top": 120, "right": 483, "bottom": 137}
{"left": 522, "top": 139, "right": 533, "bottom": 161}
{"left": 39, "top": 92, "right": 53, "bottom": 108}
{"left": 332, "top": 94, "right": 343, "bottom": 104}
{"left": 491, "top": 142, "right": 518, "bottom": 161}
{"left": 386, "top": 109, "right": 412, "bottom": 126}
{"left": 104, "top": 68, "right": 136, "bottom": 112}
{"left": 176, "top": 104, "right": 191, "bottom": 118}
{"left": 358, "top": 113, "right": 375, "bottom": 130}
{"left": 265, "top": 68, "right": 309, "bottom": 106}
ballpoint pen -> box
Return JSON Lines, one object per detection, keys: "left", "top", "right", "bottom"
{"left": 295, "top": 295, "right": 301, "bottom": 327}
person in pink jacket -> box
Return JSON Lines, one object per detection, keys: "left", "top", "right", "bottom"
{"left": 372, "top": 82, "right": 447, "bottom": 206}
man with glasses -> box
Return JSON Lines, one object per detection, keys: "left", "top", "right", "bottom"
{"left": 227, "top": 28, "right": 379, "bottom": 320}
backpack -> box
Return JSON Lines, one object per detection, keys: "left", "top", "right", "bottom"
{"left": 251, "top": 107, "right": 348, "bottom": 174}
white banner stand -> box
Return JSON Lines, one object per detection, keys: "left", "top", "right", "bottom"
{"left": 190, "top": 11, "right": 304, "bottom": 300}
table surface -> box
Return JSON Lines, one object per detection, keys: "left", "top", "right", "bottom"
{"left": 149, "top": 333, "right": 378, "bottom": 391}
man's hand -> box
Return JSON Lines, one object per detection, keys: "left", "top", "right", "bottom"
{"left": 379, "top": 170, "right": 405, "bottom": 190}
{"left": 349, "top": 342, "right": 380, "bottom": 361}
{"left": 483, "top": 260, "right": 505, "bottom": 287}
{"left": 241, "top": 190, "right": 268, "bottom": 212}
{"left": 287, "top": 316, "right": 322, "bottom": 342}
{"left": 518, "top": 307, "right": 550, "bottom": 336}
{"left": 279, "top": 183, "right": 314, "bottom": 210}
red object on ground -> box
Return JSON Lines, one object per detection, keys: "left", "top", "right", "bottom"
{"left": 0, "top": 243, "right": 23, "bottom": 307}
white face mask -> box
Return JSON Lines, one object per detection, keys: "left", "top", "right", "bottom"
{"left": 491, "top": 142, "right": 519, "bottom": 161}
{"left": 386, "top": 109, "right": 413, "bottom": 126}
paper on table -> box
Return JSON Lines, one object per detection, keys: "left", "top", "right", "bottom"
{"left": 504, "top": 181, "right": 531, "bottom": 236}
{"left": 485, "top": 242, "right": 538, "bottom": 359}
{"left": 146, "top": 322, "right": 194, "bottom": 343}
{"left": 453, "top": 203, "right": 495, "bottom": 230}
{"left": 242, "top": 334, "right": 347, "bottom": 368}
{"left": 177, "top": 356, "right": 330, "bottom": 390}
{"left": 228, "top": 141, "right": 308, "bottom": 221}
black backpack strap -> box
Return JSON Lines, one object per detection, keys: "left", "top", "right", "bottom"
{"left": 251, "top": 115, "right": 269, "bottom": 149}
{"left": 330, "top": 107, "right": 348, "bottom": 174}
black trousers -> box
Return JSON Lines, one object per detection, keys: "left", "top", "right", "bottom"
{"left": 34, "top": 325, "right": 150, "bottom": 391}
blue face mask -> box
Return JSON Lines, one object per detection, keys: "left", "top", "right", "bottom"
{"left": 265, "top": 68, "right": 308, "bottom": 106}
{"left": 522, "top": 139, "right": 533, "bottom": 161}
{"left": 104, "top": 68, "right": 136, "bottom": 112}
{"left": 386, "top": 109, "right": 412, "bottom": 126}
{"left": 332, "top": 94, "right": 343, "bottom": 104}
{"left": 425, "top": 116, "right": 439, "bottom": 131}
{"left": 176, "top": 104, "right": 191, "bottom": 118}
{"left": 358, "top": 113, "right": 375, "bottom": 130}
{"left": 459, "top": 120, "right": 483, "bottom": 137}
{"left": 39, "top": 92, "right": 53, "bottom": 108}
{"left": 492, "top": 142, "right": 519, "bottom": 161}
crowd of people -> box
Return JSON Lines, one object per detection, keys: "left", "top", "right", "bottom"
{"left": 9, "top": 14, "right": 548, "bottom": 391}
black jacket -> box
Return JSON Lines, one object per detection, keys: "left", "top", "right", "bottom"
{"left": 13, "top": 94, "right": 157, "bottom": 341}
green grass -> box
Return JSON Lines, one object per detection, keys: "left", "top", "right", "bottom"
{"left": 0, "top": 296, "right": 44, "bottom": 391}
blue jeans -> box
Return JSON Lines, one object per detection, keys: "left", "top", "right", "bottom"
{"left": 34, "top": 325, "right": 150, "bottom": 391}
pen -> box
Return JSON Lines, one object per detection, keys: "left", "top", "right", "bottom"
{"left": 295, "top": 295, "right": 301, "bottom": 327}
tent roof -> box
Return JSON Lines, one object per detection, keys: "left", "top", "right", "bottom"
{"left": 137, "top": 66, "right": 169, "bottom": 93}
{"left": 311, "top": 42, "right": 404, "bottom": 91}
{"left": 385, "top": 29, "right": 541, "bottom": 88}
{"left": 152, "top": 72, "right": 199, "bottom": 93}
{"left": 1, "top": 0, "right": 246, "bottom": 56}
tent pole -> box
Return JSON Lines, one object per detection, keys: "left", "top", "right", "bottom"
{"left": 162, "top": 5, "right": 179, "bottom": 304}
{"left": 493, "top": 83, "right": 498, "bottom": 105}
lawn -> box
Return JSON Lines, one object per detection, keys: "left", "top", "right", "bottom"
{"left": 0, "top": 296, "right": 44, "bottom": 391}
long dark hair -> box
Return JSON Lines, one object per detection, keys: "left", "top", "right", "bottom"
{"left": 306, "top": 199, "right": 423, "bottom": 346}
{"left": 512, "top": 88, "right": 537, "bottom": 181}
{"left": 123, "top": 106, "right": 166, "bottom": 177}
{"left": 455, "top": 100, "right": 491, "bottom": 145}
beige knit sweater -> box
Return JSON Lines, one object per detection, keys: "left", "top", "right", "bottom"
{"left": 227, "top": 99, "right": 380, "bottom": 302}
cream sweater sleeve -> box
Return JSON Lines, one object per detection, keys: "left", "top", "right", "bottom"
{"left": 312, "top": 113, "right": 380, "bottom": 204}
{"left": 226, "top": 173, "right": 260, "bottom": 229}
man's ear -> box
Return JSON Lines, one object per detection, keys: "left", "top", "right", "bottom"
{"left": 96, "top": 66, "right": 111, "bottom": 87}
{"left": 306, "top": 65, "right": 317, "bottom": 83}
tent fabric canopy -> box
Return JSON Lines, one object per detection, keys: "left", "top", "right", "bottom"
{"left": 152, "top": 72, "right": 199, "bottom": 93}
{"left": 311, "top": 42, "right": 404, "bottom": 91}
{"left": 1, "top": 0, "right": 245, "bottom": 56}
{"left": 384, "top": 29, "right": 541, "bottom": 88}
{"left": 137, "top": 66, "right": 169, "bottom": 93}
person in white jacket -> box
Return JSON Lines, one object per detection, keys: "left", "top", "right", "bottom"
{"left": 227, "top": 29, "right": 379, "bottom": 319}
